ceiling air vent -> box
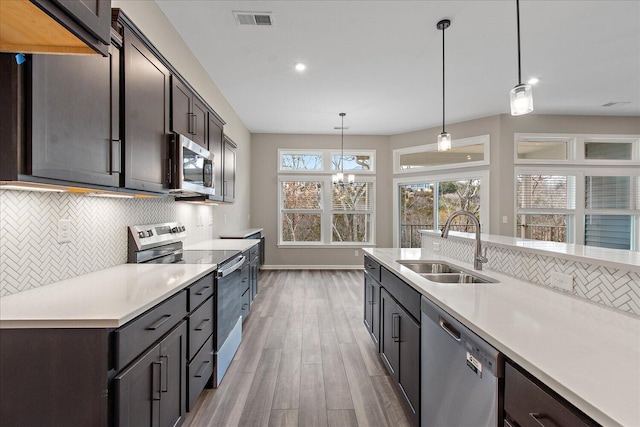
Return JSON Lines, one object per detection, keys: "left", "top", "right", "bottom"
{"left": 233, "top": 11, "right": 274, "bottom": 27}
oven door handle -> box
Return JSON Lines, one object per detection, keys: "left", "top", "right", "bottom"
{"left": 218, "top": 256, "right": 246, "bottom": 278}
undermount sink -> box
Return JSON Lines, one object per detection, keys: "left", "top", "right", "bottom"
{"left": 397, "top": 260, "right": 498, "bottom": 284}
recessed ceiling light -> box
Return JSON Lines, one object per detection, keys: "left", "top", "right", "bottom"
{"left": 527, "top": 77, "right": 539, "bottom": 85}
{"left": 294, "top": 62, "right": 306, "bottom": 72}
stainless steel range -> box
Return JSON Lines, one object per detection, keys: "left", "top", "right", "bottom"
{"left": 128, "top": 222, "right": 247, "bottom": 387}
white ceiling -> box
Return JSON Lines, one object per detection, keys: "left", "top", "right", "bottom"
{"left": 155, "top": 0, "right": 640, "bottom": 135}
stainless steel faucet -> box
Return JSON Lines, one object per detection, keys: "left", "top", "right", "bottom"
{"left": 441, "top": 210, "right": 488, "bottom": 270}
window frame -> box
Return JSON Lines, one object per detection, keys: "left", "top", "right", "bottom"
{"left": 277, "top": 171, "right": 377, "bottom": 248}
{"left": 514, "top": 165, "right": 640, "bottom": 249}
{"left": 278, "top": 148, "right": 376, "bottom": 174}
{"left": 393, "top": 134, "right": 490, "bottom": 174}
{"left": 514, "top": 133, "right": 639, "bottom": 166}
{"left": 392, "top": 170, "right": 490, "bottom": 247}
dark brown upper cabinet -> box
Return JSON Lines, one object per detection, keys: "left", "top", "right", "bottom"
{"left": 171, "top": 76, "right": 207, "bottom": 148}
{"left": 223, "top": 136, "right": 237, "bottom": 203}
{"left": 28, "top": 39, "right": 120, "bottom": 187}
{"left": 0, "top": 0, "right": 111, "bottom": 56}
{"left": 208, "top": 113, "right": 224, "bottom": 202}
{"left": 118, "top": 21, "right": 170, "bottom": 193}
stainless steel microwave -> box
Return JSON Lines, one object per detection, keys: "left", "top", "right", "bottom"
{"left": 169, "top": 134, "right": 216, "bottom": 197}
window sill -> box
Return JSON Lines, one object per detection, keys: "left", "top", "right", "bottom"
{"left": 277, "top": 243, "right": 377, "bottom": 249}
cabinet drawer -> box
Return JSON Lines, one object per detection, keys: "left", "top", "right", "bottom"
{"left": 188, "top": 296, "right": 214, "bottom": 360}
{"left": 113, "top": 291, "right": 187, "bottom": 371}
{"left": 504, "top": 362, "right": 597, "bottom": 427}
{"left": 187, "top": 334, "right": 214, "bottom": 411}
{"left": 380, "top": 267, "right": 421, "bottom": 322}
{"left": 188, "top": 274, "right": 214, "bottom": 311}
{"left": 364, "top": 255, "right": 381, "bottom": 282}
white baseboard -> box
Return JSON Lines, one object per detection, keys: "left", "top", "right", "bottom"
{"left": 260, "top": 265, "right": 364, "bottom": 270}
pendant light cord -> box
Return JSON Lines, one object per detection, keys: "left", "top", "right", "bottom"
{"left": 442, "top": 24, "right": 446, "bottom": 134}
{"left": 516, "top": 0, "right": 522, "bottom": 85}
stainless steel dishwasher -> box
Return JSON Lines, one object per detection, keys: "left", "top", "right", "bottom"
{"left": 421, "top": 296, "right": 503, "bottom": 427}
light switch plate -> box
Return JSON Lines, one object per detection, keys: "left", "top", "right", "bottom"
{"left": 550, "top": 271, "right": 573, "bottom": 292}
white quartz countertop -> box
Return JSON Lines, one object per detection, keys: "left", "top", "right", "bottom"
{"left": 218, "top": 228, "right": 263, "bottom": 239}
{"left": 364, "top": 247, "right": 640, "bottom": 427}
{"left": 421, "top": 230, "right": 640, "bottom": 272}
{"left": 0, "top": 263, "right": 216, "bottom": 329}
{"left": 186, "top": 238, "right": 260, "bottom": 252}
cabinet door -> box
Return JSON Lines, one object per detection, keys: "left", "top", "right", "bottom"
{"left": 53, "top": 0, "right": 112, "bottom": 44}
{"left": 364, "top": 274, "right": 381, "bottom": 347}
{"left": 171, "top": 76, "right": 191, "bottom": 138}
{"left": 159, "top": 321, "right": 186, "bottom": 427}
{"left": 207, "top": 114, "right": 224, "bottom": 201}
{"left": 30, "top": 43, "right": 120, "bottom": 187}
{"left": 114, "top": 343, "right": 161, "bottom": 427}
{"left": 191, "top": 96, "right": 208, "bottom": 147}
{"left": 380, "top": 288, "right": 399, "bottom": 382}
{"left": 398, "top": 306, "right": 420, "bottom": 424}
{"left": 122, "top": 26, "right": 170, "bottom": 193}
{"left": 222, "top": 137, "right": 236, "bottom": 203}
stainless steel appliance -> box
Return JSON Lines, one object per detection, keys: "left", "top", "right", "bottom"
{"left": 421, "top": 295, "right": 503, "bottom": 427}
{"left": 169, "top": 133, "right": 217, "bottom": 198}
{"left": 128, "top": 222, "right": 246, "bottom": 386}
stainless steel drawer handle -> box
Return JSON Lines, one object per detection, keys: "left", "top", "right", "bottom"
{"left": 160, "top": 355, "right": 169, "bottom": 393}
{"left": 194, "top": 360, "right": 210, "bottom": 378}
{"left": 439, "top": 317, "right": 461, "bottom": 342}
{"left": 195, "top": 285, "right": 211, "bottom": 296}
{"left": 529, "top": 413, "right": 550, "bottom": 427}
{"left": 146, "top": 314, "right": 172, "bottom": 331}
{"left": 152, "top": 361, "right": 162, "bottom": 401}
{"left": 195, "top": 319, "right": 210, "bottom": 331}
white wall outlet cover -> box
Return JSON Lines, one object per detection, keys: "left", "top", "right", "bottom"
{"left": 432, "top": 241, "right": 440, "bottom": 252}
{"left": 550, "top": 271, "right": 574, "bottom": 292}
{"left": 354, "top": 250, "right": 359, "bottom": 257}
{"left": 57, "top": 219, "right": 71, "bottom": 244}
{"left": 502, "top": 216, "right": 508, "bottom": 224}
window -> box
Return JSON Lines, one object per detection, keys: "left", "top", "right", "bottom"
{"left": 514, "top": 133, "right": 640, "bottom": 250}
{"left": 396, "top": 173, "right": 487, "bottom": 248}
{"left": 516, "top": 174, "right": 576, "bottom": 243}
{"left": 394, "top": 135, "right": 490, "bottom": 173}
{"left": 278, "top": 150, "right": 376, "bottom": 246}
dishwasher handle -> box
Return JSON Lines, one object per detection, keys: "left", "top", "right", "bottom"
{"left": 439, "top": 316, "right": 461, "bottom": 342}
{"left": 218, "top": 256, "right": 246, "bottom": 278}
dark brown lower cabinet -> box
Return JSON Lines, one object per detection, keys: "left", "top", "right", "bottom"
{"left": 114, "top": 321, "right": 187, "bottom": 427}
{"left": 363, "top": 271, "right": 380, "bottom": 347}
{"left": 379, "top": 287, "right": 420, "bottom": 425}
{"left": 504, "top": 361, "right": 599, "bottom": 427}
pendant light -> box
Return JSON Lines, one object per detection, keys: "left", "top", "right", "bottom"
{"left": 437, "top": 19, "right": 451, "bottom": 152}
{"left": 510, "top": 0, "right": 534, "bottom": 115}
{"left": 332, "top": 112, "right": 354, "bottom": 187}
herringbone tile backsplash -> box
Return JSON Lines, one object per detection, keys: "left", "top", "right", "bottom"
{"left": 0, "top": 190, "right": 216, "bottom": 296}
{"left": 421, "top": 233, "right": 640, "bottom": 317}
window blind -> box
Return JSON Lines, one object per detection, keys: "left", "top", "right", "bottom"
{"left": 517, "top": 175, "right": 575, "bottom": 210}
{"left": 585, "top": 215, "right": 631, "bottom": 250}
{"left": 332, "top": 182, "right": 373, "bottom": 211}
{"left": 585, "top": 176, "right": 631, "bottom": 209}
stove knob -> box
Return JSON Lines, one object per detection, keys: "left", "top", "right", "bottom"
{"left": 171, "top": 227, "right": 178, "bottom": 233}
{"left": 180, "top": 226, "right": 186, "bottom": 232}
{"left": 138, "top": 231, "right": 145, "bottom": 238}
{"left": 147, "top": 230, "right": 154, "bottom": 237}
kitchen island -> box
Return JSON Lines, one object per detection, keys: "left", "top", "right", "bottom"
{"left": 364, "top": 247, "right": 640, "bottom": 427}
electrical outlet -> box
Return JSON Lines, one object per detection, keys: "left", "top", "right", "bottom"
{"left": 209, "top": 216, "right": 213, "bottom": 226}
{"left": 432, "top": 241, "right": 440, "bottom": 252}
{"left": 354, "top": 250, "right": 359, "bottom": 257}
{"left": 550, "top": 271, "right": 573, "bottom": 292}
{"left": 224, "top": 214, "right": 227, "bottom": 223}
{"left": 57, "top": 219, "right": 71, "bottom": 244}
{"left": 502, "top": 216, "right": 508, "bottom": 224}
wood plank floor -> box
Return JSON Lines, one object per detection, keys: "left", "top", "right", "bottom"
{"left": 183, "top": 270, "right": 411, "bottom": 427}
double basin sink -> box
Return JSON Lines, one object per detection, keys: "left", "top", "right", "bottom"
{"left": 397, "top": 260, "right": 497, "bottom": 284}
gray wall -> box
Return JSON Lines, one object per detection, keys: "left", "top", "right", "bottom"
{"left": 251, "top": 133, "right": 392, "bottom": 267}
